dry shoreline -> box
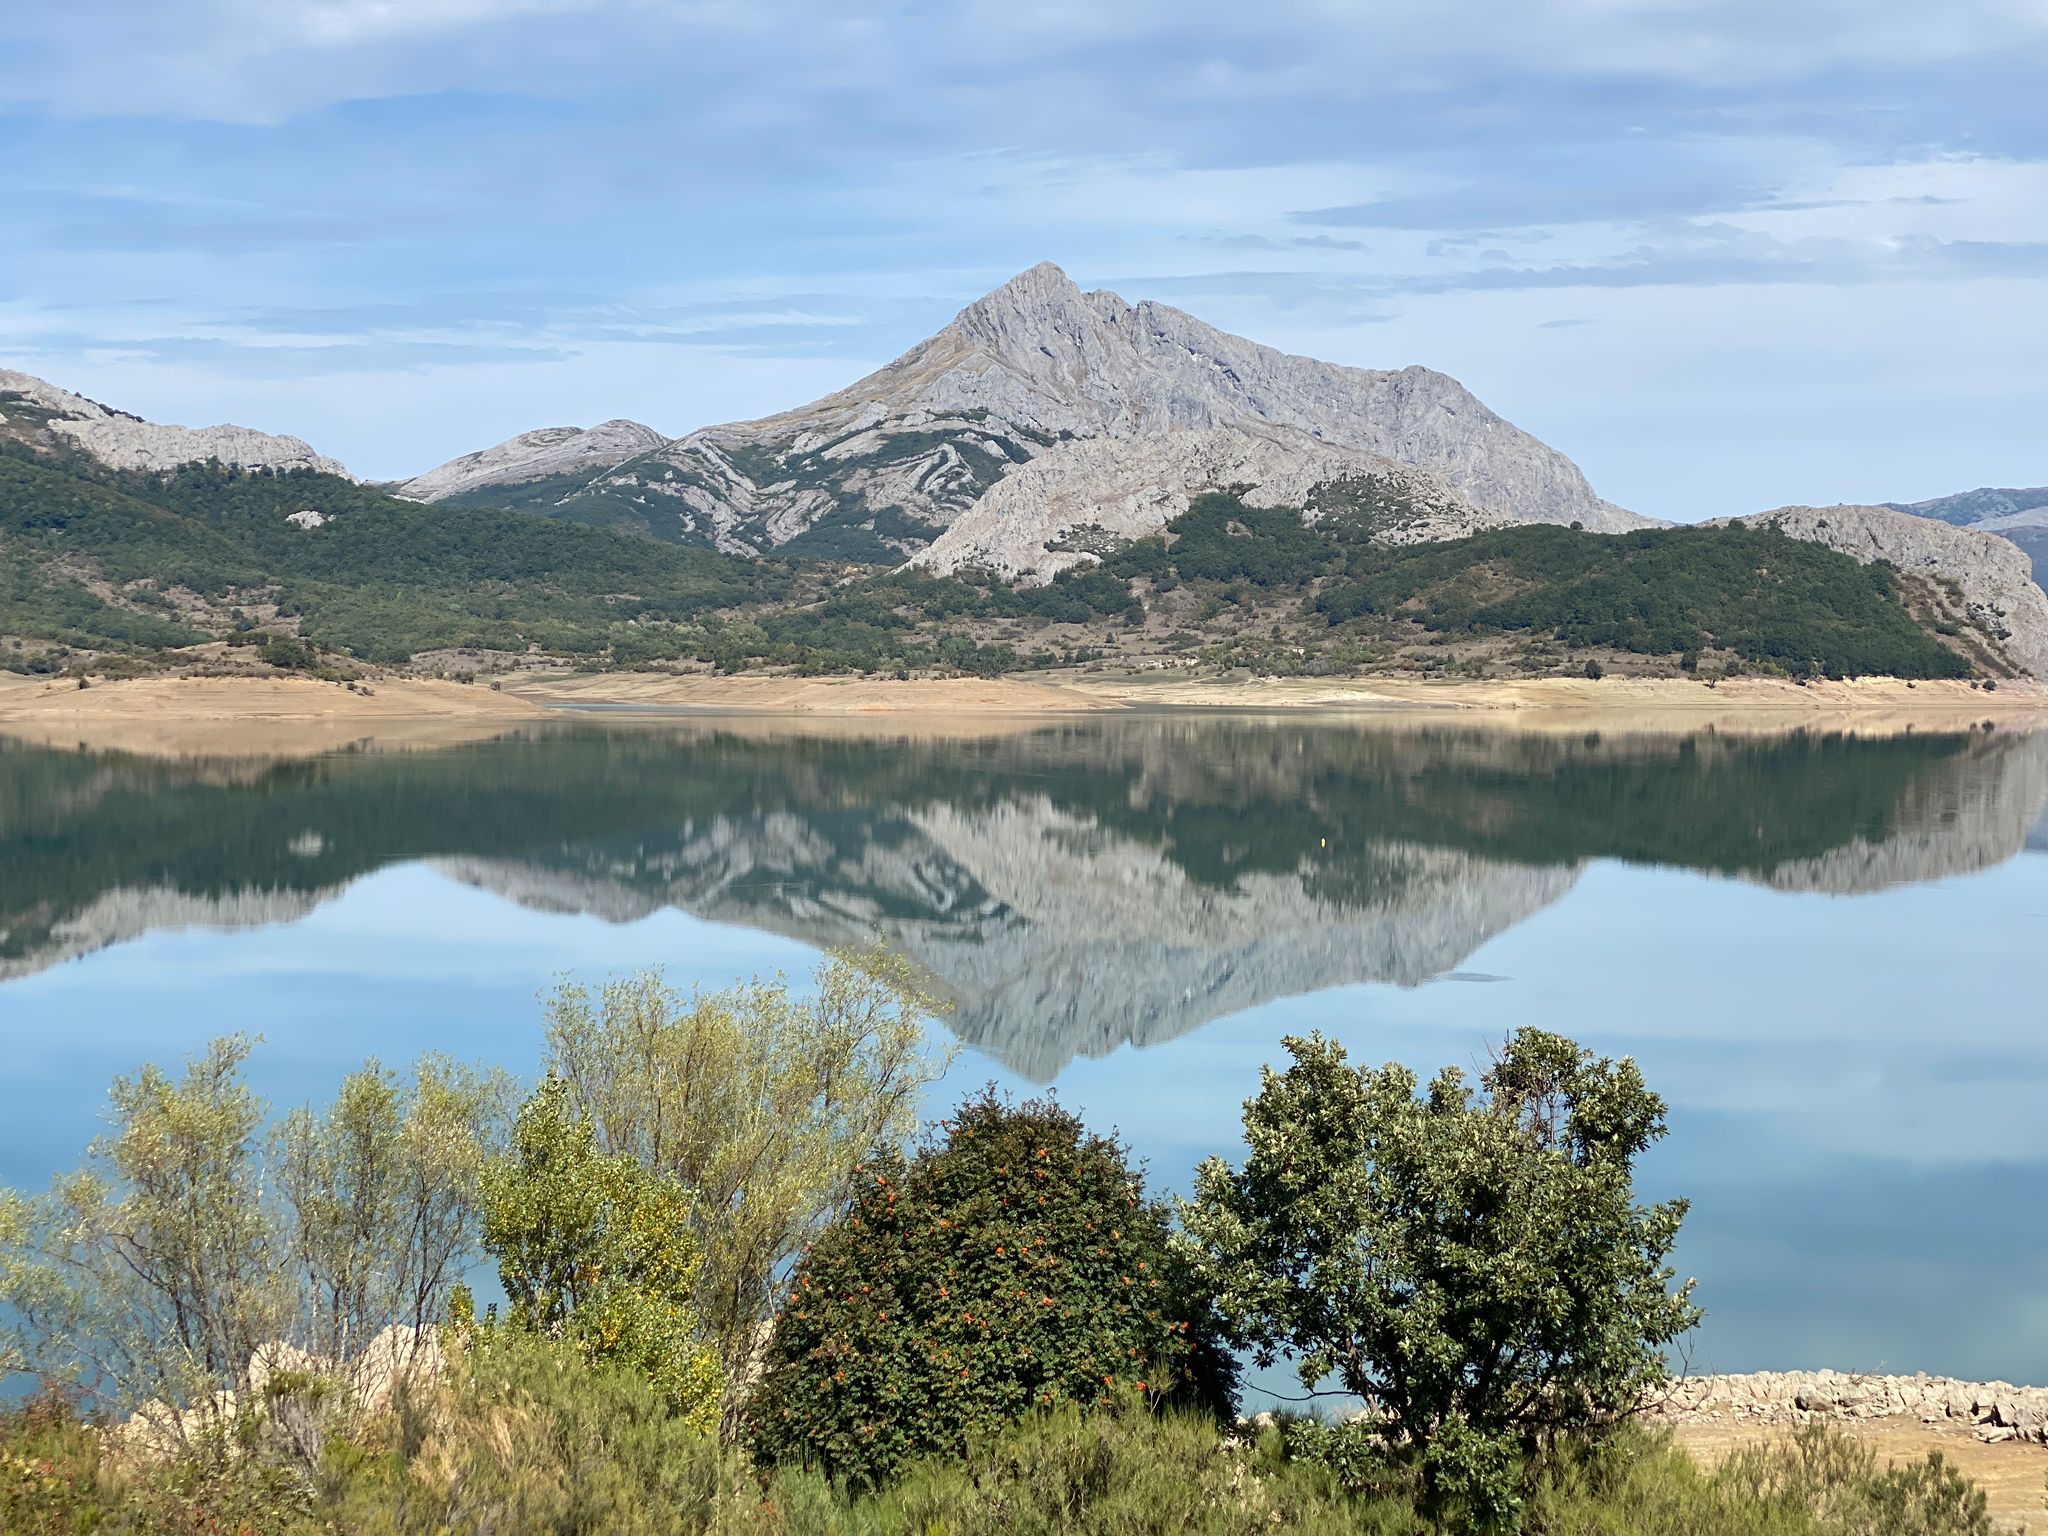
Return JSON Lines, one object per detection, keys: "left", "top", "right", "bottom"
{"left": 0, "top": 674, "right": 550, "bottom": 759}
{"left": 2, "top": 669, "right": 2045, "bottom": 759}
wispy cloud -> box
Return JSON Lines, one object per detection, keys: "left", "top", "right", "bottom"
{"left": 0, "top": 0, "right": 2043, "bottom": 508}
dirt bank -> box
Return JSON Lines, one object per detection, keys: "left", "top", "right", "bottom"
{"left": 0, "top": 674, "right": 547, "bottom": 759}
{"left": 6, "top": 670, "right": 2043, "bottom": 759}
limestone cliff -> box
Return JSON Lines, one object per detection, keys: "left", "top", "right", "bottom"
{"left": 1727, "top": 504, "right": 2048, "bottom": 678}
{"left": 0, "top": 369, "right": 351, "bottom": 478}
{"left": 396, "top": 419, "right": 667, "bottom": 502}
{"left": 556, "top": 262, "right": 1640, "bottom": 558}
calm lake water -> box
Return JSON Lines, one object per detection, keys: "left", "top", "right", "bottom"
{"left": 4, "top": 717, "right": 2046, "bottom": 1391}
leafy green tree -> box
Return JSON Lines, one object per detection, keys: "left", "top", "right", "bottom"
{"left": 1177, "top": 1029, "right": 1700, "bottom": 1529}
{"left": 539, "top": 947, "right": 947, "bottom": 1424}
{"left": 0, "top": 1039, "right": 279, "bottom": 1435}
{"left": 0, "top": 1041, "right": 503, "bottom": 1450}
{"left": 272, "top": 1055, "right": 508, "bottom": 1372}
{"left": 476, "top": 1075, "right": 722, "bottom": 1430}
{"left": 748, "top": 1090, "right": 1238, "bottom": 1490}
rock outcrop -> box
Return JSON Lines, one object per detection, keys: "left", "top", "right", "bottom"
{"left": 397, "top": 419, "right": 668, "bottom": 503}
{"left": 1648, "top": 1370, "right": 2048, "bottom": 1446}
{"left": 557, "top": 262, "right": 1642, "bottom": 559}
{"left": 0, "top": 369, "right": 352, "bottom": 478}
{"left": 913, "top": 424, "right": 1503, "bottom": 580}
{"left": 1726, "top": 504, "right": 2048, "bottom": 679}
{"left": 1886, "top": 485, "right": 2048, "bottom": 594}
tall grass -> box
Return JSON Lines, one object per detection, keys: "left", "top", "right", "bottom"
{"left": 1, "top": 1365, "right": 1998, "bottom": 1536}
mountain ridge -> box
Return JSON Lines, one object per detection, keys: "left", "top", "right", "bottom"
{"left": 502, "top": 262, "right": 1648, "bottom": 563}
{"left": 1884, "top": 483, "right": 2048, "bottom": 594}
{"left": 0, "top": 369, "right": 352, "bottom": 479}
{"left": 397, "top": 419, "right": 668, "bottom": 504}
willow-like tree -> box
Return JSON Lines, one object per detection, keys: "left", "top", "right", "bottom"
{"left": 539, "top": 945, "right": 948, "bottom": 1429}
{"left": 1177, "top": 1029, "right": 1700, "bottom": 1530}
{"left": 0, "top": 1039, "right": 505, "bottom": 1448}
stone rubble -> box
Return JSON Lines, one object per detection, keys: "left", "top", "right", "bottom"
{"left": 1647, "top": 1371, "right": 2048, "bottom": 1446}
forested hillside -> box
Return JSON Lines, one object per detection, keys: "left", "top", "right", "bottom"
{"left": 0, "top": 445, "right": 2014, "bottom": 683}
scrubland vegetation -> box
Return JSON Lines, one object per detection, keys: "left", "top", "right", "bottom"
{"left": 0, "top": 444, "right": 1995, "bottom": 683}
{"left": 0, "top": 952, "right": 2003, "bottom": 1533}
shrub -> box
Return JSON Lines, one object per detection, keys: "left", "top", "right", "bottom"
{"left": 475, "top": 1075, "right": 722, "bottom": 1429}
{"left": 0, "top": 1041, "right": 506, "bottom": 1447}
{"left": 1178, "top": 1030, "right": 1699, "bottom": 1529}
{"left": 323, "top": 1330, "right": 745, "bottom": 1536}
{"left": 539, "top": 949, "right": 948, "bottom": 1427}
{"left": 747, "top": 1090, "right": 1238, "bottom": 1488}
{"left": 846, "top": 1404, "right": 1403, "bottom": 1536}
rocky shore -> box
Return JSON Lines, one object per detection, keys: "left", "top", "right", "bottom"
{"left": 1649, "top": 1371, "right": 2048, "bottom": 1445}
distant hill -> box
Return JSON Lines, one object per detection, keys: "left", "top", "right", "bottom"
{"left": 0, "top": 369, "right": 349, "bottom": 478}
{"left": 424, "top": 262, "right": 1650, "bottom": 567}
{"left": 397, "top": 420, "right": 667, "bottom": 505}
{"left": 6, "top": 360, "right": 2046, "bottom": 683}
{"left": 1884, "top": 484, "right": 2048, "bottom": 592}
{"left": 1884, "top": 486, "right": 2048, "bottom": 527}
{"left": 0, "top": 436, "right": 771, "bottom": 669}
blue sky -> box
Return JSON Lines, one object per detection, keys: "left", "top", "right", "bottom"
{"left": 2, "top": 0, "right": 2044, "bottom": 519}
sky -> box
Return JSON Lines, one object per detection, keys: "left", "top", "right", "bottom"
{"left": 2, "top": 0, "right": 2045, "bottom": 520}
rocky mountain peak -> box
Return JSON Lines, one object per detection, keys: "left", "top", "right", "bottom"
{"left": 541, "top": 263, "right": 1640, "bottom": 561}
{"left": 0, "top": 367, "right": 352, "bottom": 479}
{"left": 398, "top": 417, "right": 668, "bottom": 503}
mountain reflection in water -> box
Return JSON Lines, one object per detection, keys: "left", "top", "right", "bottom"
{"left": 4, "top": 719, "right": 2044, "bottom": 1079}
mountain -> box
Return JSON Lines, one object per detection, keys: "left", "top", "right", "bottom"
{"left": 396, "top": 419, "right": 667, "bottom": 505}
{"left": 479, "top": 262, "right": 1646, "bottom": 564}
{"left": 0, "top": 421, "right": 766, "bottom": 669}
{"left": 1885, "top": 486, "right": 2048, "bottom": 527}
{"left": 1884, "top": 484, "right": 2048, "bottom": 593}
{"left": 1721, "top": 505, "right": 2048, "bottom": 679}
{"left": 0, "top": 369, "right": 351, "bottom": 478}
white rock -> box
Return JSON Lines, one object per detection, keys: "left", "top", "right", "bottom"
{"left": 397, "top": 418, "right": 667, "bottom": 502}
{"left": 0, "top": 368, "right": 352, "bottom": 478}
{"left": 582, "top": 262, "right": 1644, "bottom": 557}
{"left": 914, "top": 424, "right": 1504, "bottom": 581}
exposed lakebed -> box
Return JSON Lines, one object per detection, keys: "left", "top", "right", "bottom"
{"left": 3, "top": 717, "right": 2045, "bottom": 1390}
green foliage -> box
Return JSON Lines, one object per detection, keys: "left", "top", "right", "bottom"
{"left": 271, "top": 1054, "right": 508, "bottom": 1372}
{"left": 477, "top": 1076, "right": 722, "bottom": 1428}
{"left": 1528, "top": 1422, "right": 1992, "bottom": 1536}
{"left": 1, "top": 1385, "right": 2002, "bottom": 1536}
{"left": 1179, "top": 1029, "right": 1700, "bottom": 1529}
{"left": 0, "top": 448, "right": 773, "bottom": 664}
{"left": 0, "top": 1040, "right": 505, "bottom": 1442}
{"left": 841, "top": 1405, "right": 1400, "bottom": 1536}
{"left": 1130, "top": 492, "right": 1337, "bottom": 587}
{"left": 748, "top": 1090, "right": 1238, "bottom": 1490}
{"left": 540, "top": 951, "right": 948, "bottom": 1426}
{"left": 1316, "top": 522, "right": 1971, "bottom": 680}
